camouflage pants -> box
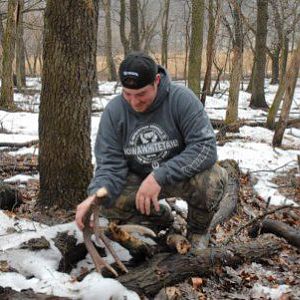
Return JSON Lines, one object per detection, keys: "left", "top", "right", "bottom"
{"left": 100, "top": 163, "right": 228, "bottom": 234}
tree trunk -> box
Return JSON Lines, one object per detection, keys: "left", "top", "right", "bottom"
{"left": 249, "top": 0, "right": 268, "bottom": 109}
{"left": 129, "top": 0, "right": 140, "bottom": 51}
{"left": 266, "top": 76, "right": 287, "bottom": 129}
{"left": 16, "top": 0, "right": 26, "bottom": 91}
{"left": 103, "top": 0, "right": 117, "bottom": 81}
{"left": 118, "top": 236, "right": 282, "bottom": 298}
{"left": 119, "top": 0, "right": 129, "bottom": 57}
{"left": 161, "top": 0, "right": 170, "bottom": 68}
{"left": 270, "top": 44, "right": 280, "bottom": 84}
{"left": 38, "top": 0, "right": 94, "bottom": 209}
{"left": 187, "top": 0, "right": 204, "bottom": 99}
{"left": 0, "top": 0, "right": 19, "bottom": 110}
{"left": 246, "top": 59, "right": 255, "bottom": 93}
{"left": 279, "top": 36, "right": 289, "bottom": 82}
{"left": 0, "top": 13, "right": 4, "bottom": 77}
{"left": 201, "top": 0, "right": 219, "bottom": 105}
{"left": 225, "top": 1, "right": 243, "bottom": 125}
{"left": 91, "top": 0, "right": 99, "bottom": 95}
{"left": 273, "top": 40, "right": 300, "bottom": 146}
{"left": 24, "top": 45, "right": 33, "bottom": 76}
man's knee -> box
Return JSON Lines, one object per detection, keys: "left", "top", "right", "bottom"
{"left": 189, "top": 163, "right": 228, "bottom": 212}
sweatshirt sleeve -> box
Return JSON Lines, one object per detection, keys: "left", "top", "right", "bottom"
{"left": 152, "top": 89, "right": 217, "bottom": 186}
{"left": 87, "top": 108, "right": 128, "bottom": 208}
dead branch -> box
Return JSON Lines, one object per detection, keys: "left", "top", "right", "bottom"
{"left": 249, "top": 218, "right": 300, "bottom": 249}
{"left": 222, "top": 204, "right": 296, "bottom": 246}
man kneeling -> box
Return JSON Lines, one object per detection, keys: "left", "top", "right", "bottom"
{"left": 76, "top": 52, "right": 228, "bottom": 249}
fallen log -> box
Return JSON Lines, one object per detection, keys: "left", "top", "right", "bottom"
{"left": 0, "top": 140, "right": 39, "bottom": 149}
{"left": 119, "top": 235, "right": 283, "bottom": 298}
{"left": 0, "top": 287, "right": 70, "bottom": 300}
{"left": 249, "top": 218, "right": 300, "bottom": 249}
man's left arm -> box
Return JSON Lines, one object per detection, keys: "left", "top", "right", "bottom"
{"left": 152, "top": 92, "right": 217, "bottom": 186}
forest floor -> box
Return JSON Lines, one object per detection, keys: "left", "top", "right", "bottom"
{"left": 0, "top": 78, "right": 299, "bottom": 299}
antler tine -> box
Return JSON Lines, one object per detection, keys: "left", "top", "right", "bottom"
{"left": 83, "top": 225, "right": 118, "bottom": 277}
{"left": 82, "top": 187, "right": 120, "bottom": 277}
{"left": 93, "top": 205, "right": 129, "bottom": 274}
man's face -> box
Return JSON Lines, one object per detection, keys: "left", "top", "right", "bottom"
{"left": 122, "top": 75, "right": 160, "bottom": 112}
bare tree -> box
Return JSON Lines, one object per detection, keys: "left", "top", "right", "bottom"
{"left": 129, "top": 0, "right": 140, "bottom": 51}
{"left": 272, "top": 40, "right": 300, "bottom": 146}
{"left": 16, "top": 0, "right": 26, "bottom": 90}
{"left": 102, "top": 0, "right": 117, "bottom": 81}
{"left": 188, "top": 0, "right": 204, "bottom": 99}
{"left": 38, "top": 0, "right": 95, "bottom": 209}
{"left": 119, "top": 0, "right": 129, "bottom": 57}
{"left": 201, "top": 0, "right": 221, "bottom": 105}
{"left": 249, "top": 0, "right": 268, "bottom": 109}
{"left": 225, "top": 0, "right": 243, "bottom": 125}
{"left": 161, "top": 0, "right": 170, "bottom": 67}
{"left": 0, "top": 0, "right": 19, "bottom": 109}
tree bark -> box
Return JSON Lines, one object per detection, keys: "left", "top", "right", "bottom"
{"left": 161, "top": 0, "right": 170, "bottom": 68}
{"left": 102, "top": 0, "right": 117, "bottom": 81}
{"left": 246, "top": 60, "right": 255, "bottom": 93}
{"left": 38, "top": 0, "right": 94, "bottom": 209}
{"left": 118, "top": 236, "right": 283, "bottom": 298}
{"left": 129, "top": 0, "right": 140, "bottom": 51}
{"left": 187, "top": 0, "right": 204, "bottom": 99}
{"left": 270, "top": 44, "right": 280, "bottom": 84}
{"left": 201, "top": 0, "right": 219, "bottom": 105}
{"left": 250, "top": 0, "right": 269, "bottom": 109}
{"left": 225, "top": 0, "right": 243, "bottom": 125}
{"left": 273, "top": 40, "right": 300, "bottom": 146}
{"left": 0, "top": 0, "right": 19, "bottom": 110}
{"left": 16, "top": 0, "right": 26, "bottom": 91}
{"left": 119, "top": 0, "right": 129, "bottom": 57}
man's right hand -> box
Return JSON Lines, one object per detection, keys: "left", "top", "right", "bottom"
{"left": 75, "top": 195, "right": 96, "bottom": 231}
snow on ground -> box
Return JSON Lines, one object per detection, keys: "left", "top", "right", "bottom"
{"left": 0, "top": 77, "right": 299, "bottom": 299}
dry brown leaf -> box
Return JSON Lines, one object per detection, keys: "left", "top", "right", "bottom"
{"left": 191, "top": 277, "right": 203, "bottom": 290}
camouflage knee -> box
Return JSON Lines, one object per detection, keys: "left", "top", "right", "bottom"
{"left": 187, "top": 163, "right": 228, "bottom": 233}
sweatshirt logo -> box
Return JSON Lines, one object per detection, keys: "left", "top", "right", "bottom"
{"left": 124, "top": 124, "right": 179, "bottom": 164}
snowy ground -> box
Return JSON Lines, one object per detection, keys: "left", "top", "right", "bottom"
{"left": 0, "top": 77, "right": 299, "bottom": 299}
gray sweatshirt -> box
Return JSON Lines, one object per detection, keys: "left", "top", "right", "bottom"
{"left": 88, "top": 66, "right": 217, "bottom": 207}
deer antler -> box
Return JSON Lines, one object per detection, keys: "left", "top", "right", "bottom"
{"left": 83, "top": 187, "right": 128, "bottom": 277}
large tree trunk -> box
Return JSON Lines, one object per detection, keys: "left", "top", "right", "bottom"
{"left": 273, "top": 40, "right": 300, "bottom": 146}
{"left": 38, "top": 0, "right": 94, "bottom": 209}
{"left": 0, "top": 0, "right": 19, "bottom": 110}
{"left": 187, "top": 0, "right": 204, "bottom": 99}
{"left": 225, "top": 1, "right": 243, "bottom": 125}
{"left": 103, "top": 0, "right": 117, "bottom": 81}
{"left": 119, "top": 0, "right": 129, "bottom": 57}
{"left": 129, "top": 0, "right": 140, "bottom": 51}
{"left": 16, "top": 0, "right": 26, "bottom": 91}
{"left": 249, "top": 0, "right": 268, "bottom": 109}
{"left": 161, "top": 0, "right": 170, "bottom": 68}
{"left": 119, "top": 236, "right": 283, "bottom": 298}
